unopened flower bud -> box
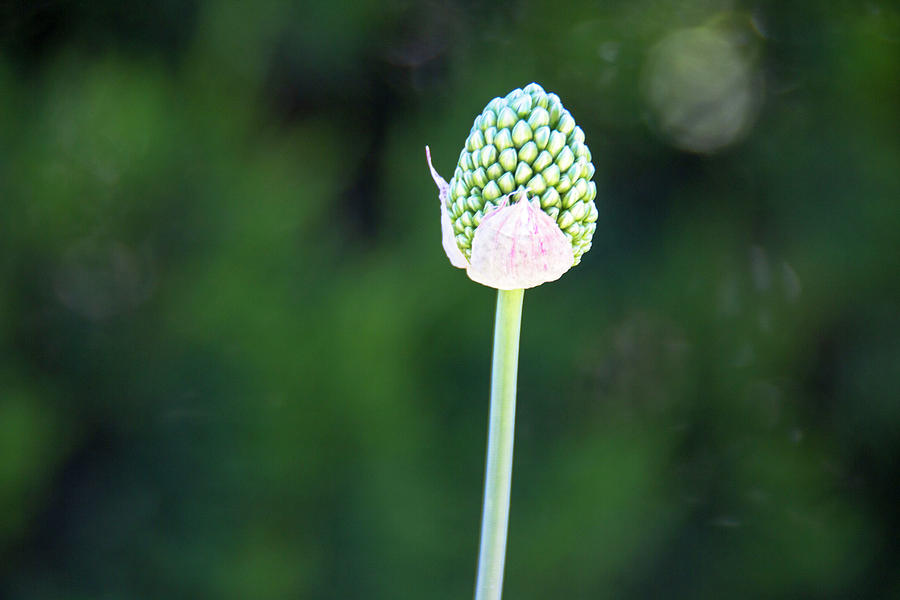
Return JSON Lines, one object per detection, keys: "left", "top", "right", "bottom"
{"left": 426, "top": 83, "right": 598, "bottom": 289}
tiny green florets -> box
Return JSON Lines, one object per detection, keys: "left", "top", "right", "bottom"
{"left": 447, "top": 83, "right": 598, "bottom": 264}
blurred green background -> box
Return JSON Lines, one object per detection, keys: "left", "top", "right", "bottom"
{"left": 1, "top": 0, "right": 898, "bottom": 598}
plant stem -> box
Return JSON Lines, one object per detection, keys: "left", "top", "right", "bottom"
{"left": 474, "top": 288, "right": 524, "bottom": 600}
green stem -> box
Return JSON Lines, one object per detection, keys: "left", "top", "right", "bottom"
{"left": 474, "top": 288, "right": 524, "bottom": 600}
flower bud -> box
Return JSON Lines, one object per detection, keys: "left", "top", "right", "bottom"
{"left": 426, "top": 83, "right": 599, "bottom": 288}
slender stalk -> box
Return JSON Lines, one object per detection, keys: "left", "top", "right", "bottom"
{"left": 474, "top": 288, "right": 524, "bottom": 600}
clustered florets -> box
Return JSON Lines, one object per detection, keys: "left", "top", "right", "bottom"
{"left": 446, "top": 83, "right": 598, "bottom": 265}
{"left": 427, "top": 83, "right": 598, "bottom": 290}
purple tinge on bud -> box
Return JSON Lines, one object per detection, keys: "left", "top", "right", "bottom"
{"left": 467, "top": 191, "right": 574, "bottom": 290}
{"left": 426, "top": 146, "right": 469, "bottom": 269}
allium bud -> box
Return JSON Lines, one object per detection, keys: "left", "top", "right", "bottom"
{"left": 427, "top": 83, "right": 598, "bottom": 289}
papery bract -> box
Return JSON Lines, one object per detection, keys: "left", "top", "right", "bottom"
{"left": 468, "top": 191, "right": 574, "bottom": 290}
{"left": 426, "top": 146, "right": 468, "bottom": 269}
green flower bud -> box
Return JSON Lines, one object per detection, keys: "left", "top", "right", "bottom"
{"left": 566, "top": 161, "right": 582, "bottom": 182}
{"left": 570, "top": 126, "right": 585, "bottom": 145}
{"left": 494, "top": 128, "right": 513, "bottom": 151}
{"left": 542, "top": 163, "right": 560, "bottom": 186}
{"left": 556, "top": 146, "right": 575, "bottom": 173}
{"left": 498, "top": 172, "right": 516, "bottom": 194}
{"left": 497, "top": 106, "right": 517, "bottom": 129}
{"left": 558, "top": 111, "right": 576, "bottom": 136}
{"left": 541, "top": 188, "right": 561, "bottom": 209}
{"left": 532, "top": 91, "right": 550, "bottom": 109}
{"left": 514, "top": 161, "right": 533, "bottom": 185}
{"left": 527, "top": 173, "right": 547, "bottom": 195}
{"left": 532, "top": 150, "right": 553, "bottom": 173}
{"left": 517, "top": 141, "right": 538, "bottom": 164}
{"left": 549, "top": 100, "right": 563, "bottom": 125}
{"left": 546, "top": 130, "right": 566, "bottom": 157}
{"left": 562, "top": 184, "right": 582, "bottom": 210}
{"left": 467, "top": 129, "right": 485, "bottom": 151}
{"left": 480, "top": 145, "right": 498, "bottom": 169}
{"left": 512, "top": 94, "right": 533, "bottom": 117}
{"left": 452, "top": 178, "right": 467, "bottom": 200}
{"left": 586, "top": 200, "right": 599, "bottom": 223}
{"left": 473, "top": 167, "right": 488, "bottom": 188}
{"left": 528, "top": 107, "right": 550, "bottom": 130}
{"left": 534, "top": 125, "right": 551, "bottom": 150}
{"left": 498, "top": 148, "right": 518, "bottom": 172}
{"left": 511, "top": 120, "right": 533, "bottom": 146}
{"left": 483, "top": 180, "right": 501, "bottom": 201}
{"left": 442, "top": 83, "right": 598, "bottom": 265}
{"left": 484, "top": 126, "right": 497, "bottom": 146}
{"left": 569, "top": 200, "right": 587, "bottom": 221}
